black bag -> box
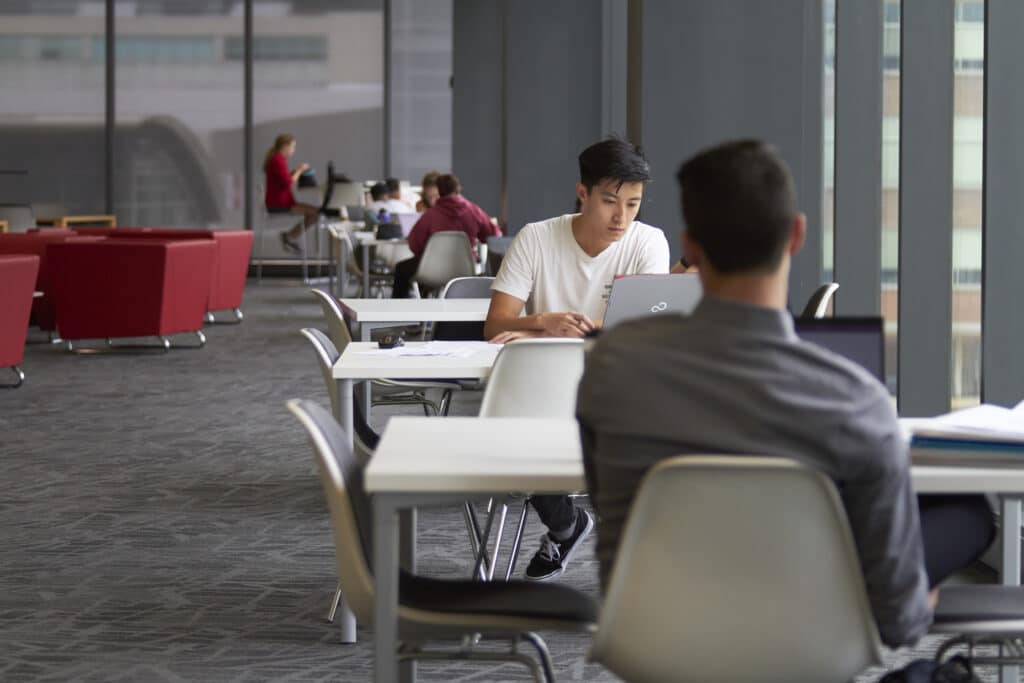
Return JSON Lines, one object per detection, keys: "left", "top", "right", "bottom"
{"left": 877, "top": 655, "right": 980, "bottom": 683}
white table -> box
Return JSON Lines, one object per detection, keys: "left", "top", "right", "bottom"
{"left": 366, "top": 417, "right": 1024, "bottom": 683}
{"left": 338, "top": 299, "right": 492, "bottom": 420}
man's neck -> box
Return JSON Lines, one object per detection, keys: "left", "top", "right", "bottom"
{"left": 571, "top": 214, "right": 614, "bottom": 257}
{"left": 700, "top": 266, "right": 790, "bottom": 311}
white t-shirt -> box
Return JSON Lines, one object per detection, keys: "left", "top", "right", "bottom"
{"left": 368, "top": 198, "right": 412, "bottom": 215}
{"left": 492, "top": 214, "right": 671, "bottom": 322}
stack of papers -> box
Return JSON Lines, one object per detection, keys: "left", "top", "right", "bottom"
{"left": 910, "top": 401, "right": 1024, "bottom": 465}
{"left": 354, "top": 341, "right": 499, "bottom": 359}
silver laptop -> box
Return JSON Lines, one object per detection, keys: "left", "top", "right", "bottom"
{"left": 395, "top": 213, "right": 420, "bottom": 237}
{"left": 602, "top": 273, "right": 703, "bottom": 329}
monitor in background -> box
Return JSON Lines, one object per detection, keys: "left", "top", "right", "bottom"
{"left": 794, "top": 317, "right": 885, "bottom": 382}
{"left": 602, "top": 273, "right": 703, "bottom": 329}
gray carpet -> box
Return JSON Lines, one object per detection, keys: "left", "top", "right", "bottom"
{"left": 0, "top": 281, "right": 1001, "bottom": 682}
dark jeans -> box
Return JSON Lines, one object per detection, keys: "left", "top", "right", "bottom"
{"left": 392, "top": 256, "right": 421, "bottom": 299}
{"left": 530, "top": 494, "right": 579, "bottom": 535}
{"left": 919, "top": 494, "right": 996, "bottom": 587}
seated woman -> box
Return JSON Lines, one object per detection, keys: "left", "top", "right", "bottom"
{"left": 263, "top": 133, "right": 319, "bottom": 254}
{"left": 415, "top": 170, "right": 441, "bottom": 213}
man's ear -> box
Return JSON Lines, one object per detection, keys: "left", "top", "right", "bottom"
{"left": 575, "top": 183, "right": 589, "bottom": 208}
{"left": 788, "top": 213, "right": 807, "bottom": 256}
{"left": 681, "top": 230, "right": 704, "bottom": 269}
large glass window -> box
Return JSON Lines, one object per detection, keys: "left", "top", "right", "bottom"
{"left": 881, "top": 0, "right": 900, "bottom": 396}
{"left": 0, "top": 2, "right": 106, "bottom": 221}
{"left": 113, "top": 2, "right": 243, "bottom": 227}
{"left": 251, "top": 0, "right": 385, "bottom": 237}
{"left": 951, "top": 0, "right": 984, "bottom": 407}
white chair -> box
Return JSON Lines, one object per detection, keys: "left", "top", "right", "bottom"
{"left": 286, "top": 399, "right": 598, "bottom": 682}
{"left": 309, "top": 288, "right": 459, "bottom": 416}
{"left": 590, "top": 455, "right": 883, "bottom": 683}
{"left": 800, "top": 282, "right": 840, "bottom": 319}
{"left": 414, "top": 231, "right": 478, "bottom": 296}
{"left": 432, "top": 276, "right": 494, "bottom": 342}
{"left": 472, "top": 339, "right": 586, "bottom": 581}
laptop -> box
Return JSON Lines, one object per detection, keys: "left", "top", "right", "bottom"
{"left": 794, "top": 316, "right": 885, "bottom": 382}
{"left": 395, "top": 213, "right": 420, "bottom": 237}
{"left": 602, "top": 273, "right": 703, "bottom": 329}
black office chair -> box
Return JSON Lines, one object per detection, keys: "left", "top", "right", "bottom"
{"left": 432, "top": 276, "right": 494, "bottom": 341}
{"left": 801, "top": 282, "right": 840, "bottom": 319}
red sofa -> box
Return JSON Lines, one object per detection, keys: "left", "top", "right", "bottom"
{"left": 0, "top": 255, "right": 40, "bottom": 387}
{"left": 47, "top": 239, "right": 215, "bottom": 348}
{"left": 73, "top": 228, "right": 253, "bottom": 322}
{"left": 0, "top": 230, "right": 94, "bottom": 331}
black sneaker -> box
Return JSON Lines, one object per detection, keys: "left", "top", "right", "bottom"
{"left": 280, "top": 231, "right": 301, "bottom": 255}
{"left": 524, "top": 510, "right": 594, "bottom": 581}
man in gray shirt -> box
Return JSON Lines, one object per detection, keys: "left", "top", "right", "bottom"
{"left": 577, "top": 139, "right": 994, "bottom": 648}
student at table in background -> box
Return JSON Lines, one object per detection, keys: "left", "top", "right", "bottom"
{"left": 416, "top": 171, "right": 441, "bottom": 213}
{"left": 368, "top": 182, "right": 410, "bottom": 219}
{"left": 385, "top": 177, "right": 418, "bottom": 212}
{"left": 391, "top": 173, "right": 500, "bottom": 298}
{"left": 263, "top": 133, "right": 319, "bottom": 255}
{"left": 485, "top": 138, "right": 670, "bottom": 581}
{"left": 577, "top": 139, "right": 995, "bottom": 649}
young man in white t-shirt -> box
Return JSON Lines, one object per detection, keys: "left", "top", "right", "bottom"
{"left": 486, "top": 138, "right": 671, "bottom": 581}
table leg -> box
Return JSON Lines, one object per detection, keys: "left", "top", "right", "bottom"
{"left": 361, "top": 324, "right": 374, "bottom": 425}
{"left": 363, "top": 243, "right": 371, "bottom": 297}
{"left": 374, "top": 496, "right": 400, "bottom": 683}
{"left": 1000, "top": 496, "right": 1020, "bottom": 683}
{"left": 334, "top": 377, "right": 358, "bottom": 643}
{"left": 335, "top": 232, "right": 347, "bottom": 298}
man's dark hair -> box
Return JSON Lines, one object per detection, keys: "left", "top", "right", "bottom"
{"left": 578, "top": 138, "right": 651, "bottom": 191}
{"left": 676, "top": 139, "right": 797, "bottom": 274}
{"left": 384, "top": 177, "right": 401, "bottom": 194}
{"left": 370, "top": 182, "right": 388, "bottom": 200}
{"left": 436, "top": 173, "right": 461, "bottom": 197}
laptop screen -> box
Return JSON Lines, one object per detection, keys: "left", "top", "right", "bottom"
{"left": 794, "top": 317, "right": 885, "bottom": 382}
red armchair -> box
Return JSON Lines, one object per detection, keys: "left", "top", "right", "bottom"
{"left": 0, "top": 255, "right": 40, "bottom": 387}
{"left": 73, "top": 228, "right": 253, "bottom": 323}
{"left": 0, "top": 230, "right": 86, "bottom": 332}
{"left": 47, "top": 239, "right": 216, "bottom": 351}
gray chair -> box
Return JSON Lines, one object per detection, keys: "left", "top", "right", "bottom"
{"left": 432, "top": 275, "right": 494, "bottom": 341}
{"left": 801, "top": 282, "right": 840, "bottom": 319}
{"left": 414, "top": 231, "right": 478, "bottom": 295}
{"left": 486, "top": 235, "right": 513, "bottom": 276}
{"left": 298, "top": 327, "right": 380, "bottom": 624}
{"left": 286, "top": 398, "right": 598, "bottom": 682}
{"left": 590, "top": 455, "right": 883, "bottom": 683}
{"left": 309, "top": 288, "right": 458, "bottom": 416}
{"left": 0, "top": 205, "right": 36, "bottom": 232}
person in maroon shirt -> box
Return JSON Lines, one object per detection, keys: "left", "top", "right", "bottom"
{"left": 263, "top": 133, "right": 319, "bottom": 254}
{"left": 392, "top": 173, "right": 501, "bottom": 298}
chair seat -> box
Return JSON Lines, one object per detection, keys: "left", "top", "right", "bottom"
{"left": 400, "top": 571, "right": 598, "bottom": 624}
{"left": 933, "top": 585, "right": 1024, "bottom": 631}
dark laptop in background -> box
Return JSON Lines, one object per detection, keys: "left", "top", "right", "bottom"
{"left": 793, "top": 317, "right": 885, "bottom": 382}
{"left": 602, "top": 273, "right": 703, "bottom": 329}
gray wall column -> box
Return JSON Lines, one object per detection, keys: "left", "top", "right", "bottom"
{"left": 452, "top": 0, "right": 502, "bottom": 219}
{"left": 632, "top": 0, "right": 823, "bottom": 308}
{"left": 602, "top": 0, "right": 629, "bottom": 138}
{"left": 505, "top": 0, "right": 605, "bottom": 232}
{"left": 898, "top": 0, "right": 954, "bottom": 416}
{"left": 833, "top": 0, "right": 883, "bottom": 315}
{"left": 982, "top": 0, "right": 1024, "bottom": 406}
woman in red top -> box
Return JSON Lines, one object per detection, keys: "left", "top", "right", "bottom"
{"left": 263, "top": 133, "right": 319, "bottom": 254}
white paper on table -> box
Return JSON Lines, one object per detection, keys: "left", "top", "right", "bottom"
{"left": 910, "top": 400, "right": 1024, "bottom": 443}
{"left": 354, "top": 341, "right": 500, "bottom": 359}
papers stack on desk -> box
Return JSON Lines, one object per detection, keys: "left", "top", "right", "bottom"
{"left": 909, "top": 401, "right": 1024, "bottom": 465}
{"left": 355, "top": 341, "right": 498, "bottom": 359}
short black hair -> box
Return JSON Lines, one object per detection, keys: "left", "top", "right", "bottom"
{"left": 578, "top": 138, "right": 651, "bottom": 191}
{"left": 370, "top": 182, "right": 388, "bottom": 200}
{"left": 436, "top": 174, "right": 461, "bottom": 197}
{"left": 676, "top": 139, "right": 797, "bottom": 274}
{"left": 384, "top": 177, "right": 401, "bottom": 194}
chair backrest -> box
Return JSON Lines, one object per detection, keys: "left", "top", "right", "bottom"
{"left": 801, "top": 282, "right": 840, "bottom": 319}
{"left": 591, "top": 455, "right": 883, "bottom": 683}
{"left": 310, "top": 288, "right": 352, "bottom": 352}
{"left": 433, "top": 276, "right": 494, "bottom": 341}
{"left": 478, "top": 338, "right": 585, "bottom": 417}
{"left": 298, "top": 328, "right": 380, "bottom": 459}
{"left": 286, "top": 399, "right": 376, "bottom": 622}
{"left": 414, "top": 231, "right": 477, "bottom": 292}
{"left": 0, "top": 205, "right": 36, "bottom": 232}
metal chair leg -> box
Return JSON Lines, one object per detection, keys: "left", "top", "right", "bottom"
{"left": 327, "top": 583, "right": 343, "bottom": 623}
{"left": 487, "top": 503, "right": 509, "bottom": 581}
{"left": 462, "top": 501, "right": 491, "bottom": 580}
{"left": 0, "top": 365, "right": 25, "bottom": 388}
{"left": 505, "top": 499, "right": 530, "bottom": 581}
{"left": 521, "top": 632, "right": 556, "bottom": 683}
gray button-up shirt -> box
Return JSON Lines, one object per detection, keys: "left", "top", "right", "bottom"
{"left": 577, "top": 295, "right": 931, "bottom": 647}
